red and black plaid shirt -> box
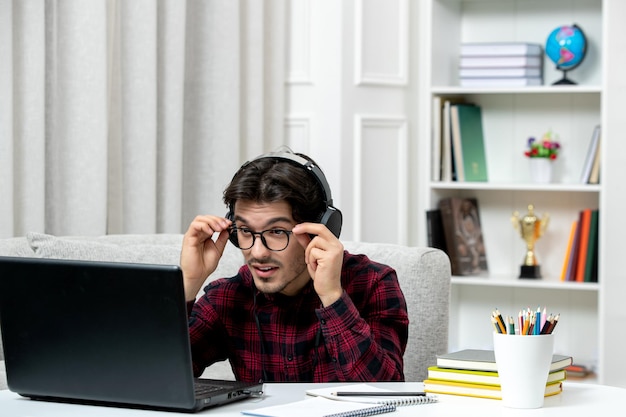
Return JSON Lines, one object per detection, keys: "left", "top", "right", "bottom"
{"left": 188, "top": 251, "right": 409, "bottom": 382}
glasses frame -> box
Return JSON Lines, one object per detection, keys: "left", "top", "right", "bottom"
{"left": 229, "top": 226, "right": 293, "bottom": 252}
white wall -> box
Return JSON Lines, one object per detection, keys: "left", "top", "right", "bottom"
{"left": 285, "top": 0, "right": 419, "bottom": 245}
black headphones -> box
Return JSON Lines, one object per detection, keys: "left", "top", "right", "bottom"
{"left": 226, "top": 150, "right": 343, "bottom": 238}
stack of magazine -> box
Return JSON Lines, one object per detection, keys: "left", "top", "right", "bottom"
{"left": 424, "top": 349, "right": 571, "bottom": 400}
{"left": 459, "top": 42, "right": 544, "bottom": 87}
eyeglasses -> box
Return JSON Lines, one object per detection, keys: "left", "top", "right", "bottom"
{"left": 229, "top": 227, "right": 293, "bottom": 251}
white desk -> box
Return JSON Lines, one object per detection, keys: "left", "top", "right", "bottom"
{"left": 0, "top": 382, "right": 622, "bottom": 416}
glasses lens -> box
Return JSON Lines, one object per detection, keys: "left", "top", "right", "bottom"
{"left": 231, "top": 228, "right": 290, "bottom": 251}
{"left": 234, "top": 228, "right": 254, "bottom": 250}
{"left": 262, "top": 229, "right": 290, "bottom": 251}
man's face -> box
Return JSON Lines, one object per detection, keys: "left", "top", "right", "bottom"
{"left": 232, "top": 200, "right": 310, "bottom": 296}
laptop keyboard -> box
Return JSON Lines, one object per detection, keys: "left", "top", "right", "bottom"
{"left": 194, "top": 381, "right": 224, "bottom": 397}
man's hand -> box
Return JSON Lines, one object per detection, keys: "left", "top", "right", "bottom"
{"left": 180, "top": 215, "right": 232, "bottom": 301}
{"left": 292, "top": 223, "right": 344, "bottom": 307}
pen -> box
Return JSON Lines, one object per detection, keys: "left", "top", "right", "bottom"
{"left": 332, "top": 392, "right": 426, "bottom": 397}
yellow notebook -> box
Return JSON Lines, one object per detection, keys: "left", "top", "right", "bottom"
{"left": 423, "top": 379, "right": 562, "bottom": 400}
{"left": 426, "top": 366, "right": 566, "bottom": 387}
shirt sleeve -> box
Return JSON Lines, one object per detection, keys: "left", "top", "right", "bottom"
{"left": 315, "top": 267, "right": 409, "bottom": 381}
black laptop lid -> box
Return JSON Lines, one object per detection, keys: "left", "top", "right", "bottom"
{"left": 0, "top": 257, "right": 197, "bottom": 410}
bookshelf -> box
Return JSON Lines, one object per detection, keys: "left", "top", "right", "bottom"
{"left": 417, "top": 0, "right": 625, "bottom": 385}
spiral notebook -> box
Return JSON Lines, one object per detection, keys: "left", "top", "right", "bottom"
{"left": 241, "top": 396, "right": 396, "bottom": 417}
{"left": 305, "top": 383, "right": 438, "bottom": 407}
{"left": 242, "top": 384, "right": 437, "bottom": 417}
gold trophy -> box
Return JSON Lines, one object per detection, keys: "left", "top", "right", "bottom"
{"left": 511, "top": 204, "right": 549, "bottom": 279}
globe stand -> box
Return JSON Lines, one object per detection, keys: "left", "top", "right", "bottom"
{"left": 552, "top": 69, "right": 576, "bottom": 85}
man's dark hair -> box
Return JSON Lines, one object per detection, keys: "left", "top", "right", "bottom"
{"left": 224, "top": 153, "right": 327, "bottom": 224}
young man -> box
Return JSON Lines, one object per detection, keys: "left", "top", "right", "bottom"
{"left": 180, "top": 148, "right": 408, "bottom": 383}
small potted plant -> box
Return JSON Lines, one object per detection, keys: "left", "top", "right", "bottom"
{"left": 525, "top": 130, "right": 561, "bottom": 183}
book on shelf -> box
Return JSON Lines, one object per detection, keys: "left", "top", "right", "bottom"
{"left": 450, "top": 105, "right": 464, "bottom": 181}
{"left": 431, "top": 95, "right": 442, "bottom": 181}
{"left": 460, "top": 42, "right": 543, "bottom": 57}
{"left": 459, "top": 55, "right": 543, "bottom": 68}
{"left": 436, "top": 349, "right": 573, "bottom": 373}
{"left": 588, "top": 131, "right": 602, "bottom": 184}
{"left": 564, "top": 364, "right": 592, "bottom": 378}
{"left": 305, "top": 384, "right": 438, "bottom": 406}
{"left": 584, "top": 209, "right": 599, "bottom": 283}
{"left": 449, "top": 103, "right": 488, "bottom": 182}
{"left": 423, "top": 379, "right": 562, "bottom": 400}
{"left": 459, "top": 67, "right": 542, "bottom": 78}
{"left": 437, "top": 97, "right": 465, "bottom": 182}
{"left": 579, "top": 125, "right": 601, "bottom": 183}
{"left": 241, "top": 396, "right": 397, "bottom": 417}
{"left": 575, "top": 209, "right": 593, "bottom": 282}
{"left": 560, "top": 220, "right": 578, "bottom": 281}
{"left": 562, "top": 209, "right": 599, "bottom": 282}
{"left": 564, "top": 218, "right": 582, "bottom": 282}
{"left": 442, "top": 99, "right": 454, "bottom": 182}
{"left": 426, "top": 208, "right": 447, "bottom": 252}
{"left": 437, "top": 197, "right": 488, "bottom": 276}
{"left": 460, "top": 77, "right": 542, "bottom": 87}
{"left": 426, "top": 366, "right": 566, "bottom": 387}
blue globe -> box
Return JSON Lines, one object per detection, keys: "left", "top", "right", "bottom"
{"left": 545, "top": 24, "right": 587, "bottom": 84}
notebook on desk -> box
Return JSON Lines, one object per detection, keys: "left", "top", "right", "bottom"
{"left": 0, "top": 256, "right": 263, "bottom": 412}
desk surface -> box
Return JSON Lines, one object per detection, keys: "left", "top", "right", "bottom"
{"left": 1, "top": 381, "right": 623, "bottom": 416}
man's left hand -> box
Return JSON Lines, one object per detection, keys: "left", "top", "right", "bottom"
{"left": 293, "top": 223, "right": 344, "bottom": 307}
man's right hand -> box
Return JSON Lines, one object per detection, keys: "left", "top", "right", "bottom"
{"left": 180, "top": 215, "right": 232, "bottom": 301}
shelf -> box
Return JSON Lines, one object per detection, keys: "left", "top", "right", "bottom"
{"left": 423, "top": 0, "right": 614, "bottom": 386}
{"left": 431, "top": 86, "right": 602, "bottom": 95}
{"left": 451, "top": 276, "right": 599, "bottom": 291}
{"left": 430, "top": 182, "right": 601, "bottom": 192}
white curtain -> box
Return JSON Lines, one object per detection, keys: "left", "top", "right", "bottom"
{"left": 0, "top": 0, "right": 286, "bottom": 238}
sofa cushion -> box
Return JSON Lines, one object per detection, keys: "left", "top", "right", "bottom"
{"left": 25, "top": 232, "right": 244, "bottom": 289}
{"left": 27, "top": 232, "right": 183, "bottom": 265}
{"left": 0, "top": 237, "right": 35, "bottom": 257}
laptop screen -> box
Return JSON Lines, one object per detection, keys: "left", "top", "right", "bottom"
{"left": 0, "top": 256, "right": 257, "bottom": 411}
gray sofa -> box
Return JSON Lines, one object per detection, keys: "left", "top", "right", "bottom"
{"left": 0, "top": 232, "right": 451, "bottom": 390}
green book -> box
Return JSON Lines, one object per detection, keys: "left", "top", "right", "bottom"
{"left": 451, "top": 104, "right": 488, "bottom": 182}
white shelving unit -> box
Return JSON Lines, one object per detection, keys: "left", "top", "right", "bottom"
{"left": 416, "top": 0, "right": 625, "bottom": 385}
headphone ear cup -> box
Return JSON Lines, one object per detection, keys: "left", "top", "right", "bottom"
{"left": 225, "top": 211, "right": 239, "bottom": 247}
{"left": 320, "top": 207, "right": 343, "bottom": 238}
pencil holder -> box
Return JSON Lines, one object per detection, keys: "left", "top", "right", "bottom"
{"left": 493, "top": 333, "right": 554, "bottom": 408}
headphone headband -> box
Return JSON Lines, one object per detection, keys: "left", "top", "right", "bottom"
{"left": 247, "top": 151, "right": 334, "bottom": 207}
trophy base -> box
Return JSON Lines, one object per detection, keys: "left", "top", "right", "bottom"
{"left": 519, "top": 265, "right": 541, "bottom": 279}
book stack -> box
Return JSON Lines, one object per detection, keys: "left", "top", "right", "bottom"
{"left": 560, "top": 208, "right": 599, "bottom": 282}
{"left": 424, "top": 349, "right": 572, "bottom": 400}
{"left": 459, "top": 42, "right": 544, "bottom": 87}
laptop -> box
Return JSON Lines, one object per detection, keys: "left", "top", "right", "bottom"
{"left": 0, "top": 256, "right": 263, "bottom": 412}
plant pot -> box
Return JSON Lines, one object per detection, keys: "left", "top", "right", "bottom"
{"left": 529, "top": 158, "right": 553, "bottom": 183}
